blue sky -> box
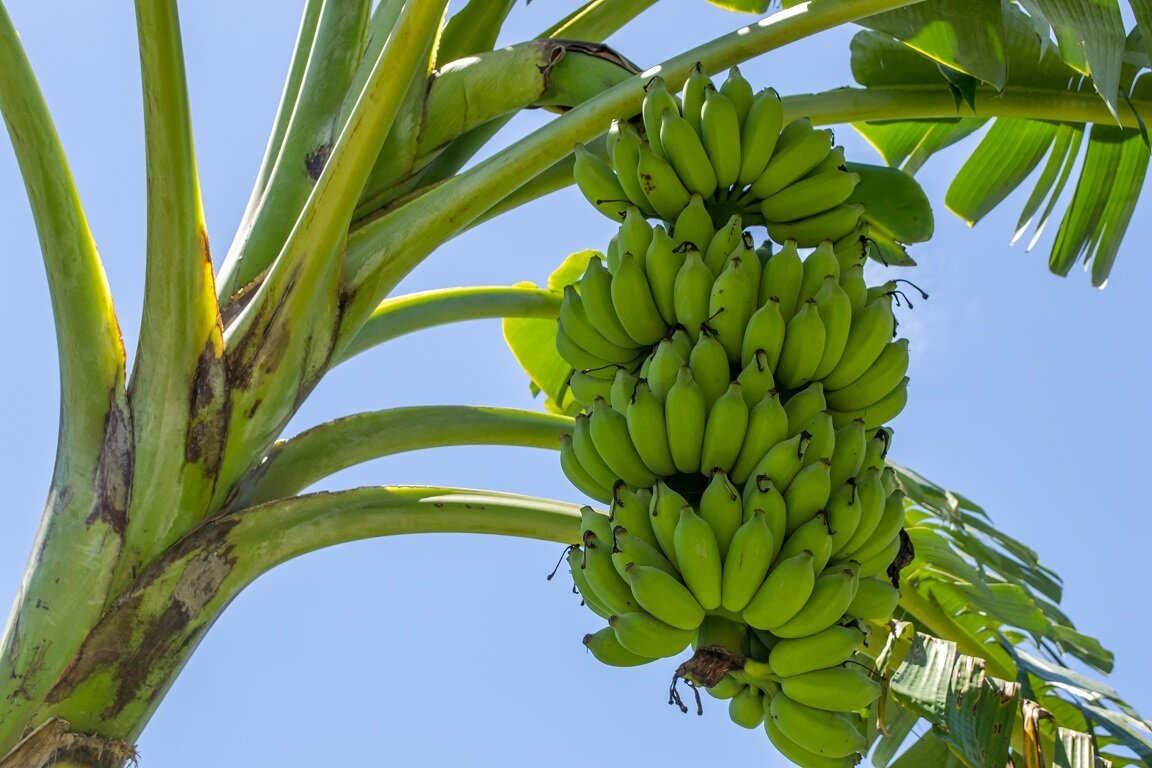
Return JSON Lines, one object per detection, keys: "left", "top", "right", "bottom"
{"left": 1, "top": 2, "right": 1149, "bottom": 766}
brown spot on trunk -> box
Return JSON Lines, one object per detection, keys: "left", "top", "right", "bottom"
{"left": 0, "top": 718, "right": 138, "bottom": 768}
{"left": 184, "top": 334, "right": 227, "bottom": 476}
{"left": 305, "top": 143, "right": 331, "bottom": 181}
{"left": 86, "top": 392, "right": 133, "bottom": 536}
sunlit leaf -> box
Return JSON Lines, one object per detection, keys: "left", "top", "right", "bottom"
{"left": 1023, "top": 0, "right": 1126, "bottom": 118}
{"left": 502, "top": 283, "right": 574, "bottom": 415}
{"left": 854, "top": 118, "right": 987, "bottom": 175}
{"left": 859, "top": 0, "right": 1008, "bottom": 87}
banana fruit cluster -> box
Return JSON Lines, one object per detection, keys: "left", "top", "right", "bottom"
{"left": 558, "top": 66, "right": 923, "bottom": 768}
{"left": 573, "top": 65, "right": 868, "bottom": 247}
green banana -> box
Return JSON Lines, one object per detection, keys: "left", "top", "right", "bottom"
{"left": 641, "top": 76, "right": 680, "bottom": 158}
{"left": 671, "top": 194, "right": 714, "bottom": 254}
{"left": 824, "top": 481, "right": 861, "bottom": 554}
{"left": 568, "top": 367, "right": 616, "bottom": 408}
{"left": 845, "top": 489, "right": 906, "bottom": 563}
{"left": 583, "top": 625, "right": 656, "bottom": 667}
{"left": 811, "top": 275, "right": 853, "bottom": 381}
{"left": 660, "top": 107, "right": 718, "bottom": 197}
{"left": 559, "top": 285, "right": 640, "bottom": 365}
{"left": 610, "top": 367, "right": 639, "bottom": 414}
{"left": 740, "top": 298, "right": 786, "bottom": 371}
{"left": 612, "top": 527, "right": 677, "bottom": 579}
{"left": 783, "top": 458, "right": 832, "bottom": 534}
{"left": 783, "top": 381, "right": 827, "bottom": 437}
{"left": 580, "top": 504, "right": 615, "bottom": 544}
{"left": 701, "top": 382, "right": 750, "bottom": 475}
{"left": 679, "top": 63, "right": 711, "bottom": 136}
{"left": 759, "top": 239, "right": 803, "bottom": 319}
{"left": 670, "top": 326, "right": 694, "bottom": 361}
{"left": 846, "top": 576, "right": 901, "bottom": 620}
{"left": 673, "top": 504, "right": 724, "bottom": 610}
{"left": 720, "top": 66, "right": 754, "bottom": 125}
{"left": 707, "top": 256, "right": 756, "bottom": 363}
{"left": 573, "top": 143, "right": 630, "bottom": 221}
{"left": 624, "top": 563, "right": 706, "bottom": 631}
{"left": 625, "top": 379, "right": 678, "bottom": 477}
{"left": 776, "top": 299, "right": 826, "bottom": 390}
{"left": 704, "top": 213, "right": 744, "bottom": 275}
{"left": 741, "top": 474, "right": 788, "bottom": 554}
{"left": 588, "top": 397, "right": 658, "bottom": 488}
{"left": 807, "top": 145, "right": 847, "bottom": 176}
{"left": 828, "top": 419, "right": 867, "bottom": 490}
{"left": 611, "top": 251, "right": 668, "bottom": 346}
{"left": 698, "top": 469, "right": 744, "bottom": 557}
{"left": 672, "top": 245, "right": 713, "bottom": 341}
{"left": 735, "top": 348, "right": 775, "bottom": 407}
{"left": 649, "top": 481, "right": 687, "bottom": 570}
{"left": 768, "top": 624, "right": 866, "bottom": 678}
{"left": 763, "top": 704, "right": 858, "bottom": 768}
{"left": 644, "top": 227, "right": 685, "bottom": 327}
{"left": 582, "top": 530, "right": 641, "bottom": 616}
{"left": 855, "top": 533, "right": 901, "bottom": 579}
{"left": 610, "top": 484, "right": 659, "bottom": 550}
{"left": 665, "top": 366, "right": 707, "bottom": 474}
{"left": 799, "top": 411, "right": 835, "bottom": 467}
{"left": 701, "top": 86, "right": 742, "bottom": 190}
{"left": 559, "top": 433, "right": 614, "bottom": 503}
{"left": 861, "top": 427, "right": 892, "bottom": 473}
{"left": 720, "top": 509, "right": 776, "bottom": 613}
{"left": 737, "top": 88, "right": 784, "bottom": 186}
{"left": 760, "top": 169, "right": 861, "bottom": 223}
{"left": 572, "top": 412, "right": 621, "bottom": 491}
{"left": 837, "top": 467, "right": 885, "bottom": 556}
{"left": 748, "top": 431, "right": 809, "bottom": 492}
{"left": 637, "top": 140, "right": 692, "bottom": 221}
{"left": 567, "top": 546, "right": 613, "bottom": 619}
{"left": 618, "top": 205, "right": 654, "bottom": 266}
{"left": 826, "top": 338, "right": 910, "bottom": 412}
{"left": 776, "top": 511, "right": 834, "bottom": 573}
{"left": 798, "top": 241, "right": 841, "bottom": 303}
{"left": 768, "top": 561, "right": 860, "bottom": 638}
{"left": 555, "top": 323, "right": 613, "bottom": 372}
{"left": 881, "top": 465, "right": 898, "bottom": 496}
{"left": 707, "top": 673, "right": 745, "bottom": 700}
{"left": 729, "top": 390, "right": 789, "bottom": 485}
{"left": 769, "top": 692, "right": 868, "bottom": 759}
{"left": 820, "top": 294, "right": 896, "bottom": 390}
{"left": 608, "top": 119, "right": 653, "bottom": 212}
{"left": 644, "top": 338, "right": 684, "bottom": 401}
{"left": 838, "top": 262, "right": 868, "bottom": 312}
{"left": 688, "top": 329, "right": 731, "bottom": 409}
{"left": 695, "top": 614, "right": 751, "bottom": 657}
{"left": 779, "top": 665, "right": 882, "bottom": 712}
{"left": 830, "top": 376, "right": 909, "bottom": 430}
{"left": 742, "top": 549, "right": 817, "bottom": 630}
{"left": 750, "top": 118, "right": 833, "bottom": 199}
{"left": 729, "top": 685, "right": 766, "bottom": 729}
{"left": 579, "top": 257, "right": 637, "bottom": 349}
{"left": 766, "top": 203, "right": 865, "bottom": 249}
{"left": 610, "top": 610, "right": 695, "bottom": 658}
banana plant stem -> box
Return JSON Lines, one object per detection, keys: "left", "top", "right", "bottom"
{"left": 336, "top": 285, "right": 562, "bottom": 364}
{"left": 229, "top": 406, "right": 572, "bottom": 508}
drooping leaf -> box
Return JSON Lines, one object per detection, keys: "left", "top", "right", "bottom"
{"left": 854, "top": 118, "right": 988, "bottom": 175}
{"left": 946, "top": 119, "right": 1061, "bottom": 226}
{"left": 845, "top": 161, "right": 935, "bottom": 242}
{"left": 888, "top": 730, "right": 966, "bottom": 768}
{"left": 859, "top": 0, "right": 1008, "bottom": 88}
{"left": 1012, "top": 123, "right": 1083, "bottom": 247}
{"left": 437, "top": 0, "right": 516, "bottom": 63}
{"left": 1021, "top": 0, "right": 1126, "bottom": 118}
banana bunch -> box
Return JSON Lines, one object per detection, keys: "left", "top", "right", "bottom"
{"left": 572, "top": 65, "right": 867, "bottom": 249}
{"left": 560, "top": 66, "right": 929, "bottom": 768}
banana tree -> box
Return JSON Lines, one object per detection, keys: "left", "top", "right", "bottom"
{"left": 1, "top": 1, "right": 1150, "bottom": 766}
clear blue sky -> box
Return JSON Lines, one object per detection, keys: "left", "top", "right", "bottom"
{"left": 1, "top": 2, "right": 1149, "bottom": 766}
